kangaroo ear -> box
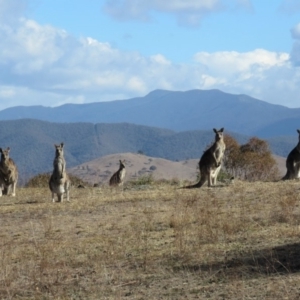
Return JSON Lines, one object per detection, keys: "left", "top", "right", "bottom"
{"left": 220, "top": 128, "right": 224, "bottom": 132}
{"left": 61, "top": 143, "right": 64, "bottom": 148}
{"left": 213, "top": 128, "right": 217, "bottom": 133}
{"left": 7, "top": 147, "right": 10, "bottom": 151}
{"left": 297, "top": 129, "right": 300, "bottom": 134}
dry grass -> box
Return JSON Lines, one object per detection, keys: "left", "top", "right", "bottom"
{"left": 1, "top": 179, "right": 300, "bottom": 299}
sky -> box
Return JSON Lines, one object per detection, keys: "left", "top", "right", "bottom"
{"left": 0, "top": 0, "right": 300, "bottom": 111}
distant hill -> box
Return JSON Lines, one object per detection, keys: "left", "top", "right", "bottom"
{"left": 69, "top": 152, "right": 287, "bottom": 186}
{"left": 0, "top": 119, "right": 294, "bottom": 184}
{"left": 1, "top": 89, "right": 300, "bottom": 137}
{"left": 69, "top": 153, "right": 199, "bottom": 185}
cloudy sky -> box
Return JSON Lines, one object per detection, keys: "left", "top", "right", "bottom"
{"left": 0, "top": 0, "right": 300, "bottom": 111}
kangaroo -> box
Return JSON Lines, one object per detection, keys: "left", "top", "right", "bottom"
{"left": 184, "top": 128, "right": 226, "bottom": 188}
{"left": 49, "top": 143, "right": 70, "bottom": 202}
{"left": 282, "top": 129, "right": 300, "bottom": 180}
{"left": 109, "top": 160, "right": 126, "bottom": 187}
{"left": 0, "top": 147, "right": 18, "bottom": 197}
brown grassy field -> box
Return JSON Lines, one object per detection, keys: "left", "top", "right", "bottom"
{"left": 1, "top": 179, "right": 300, "bottom": 299}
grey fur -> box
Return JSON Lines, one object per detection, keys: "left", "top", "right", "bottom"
{"left": 49, "top": 143, "right": 70, "bottom": 202}
{"left": 109, "top": 160, "right": 126, "bottom": 186}
{"left": 282, "top": 129, "right": 300, "bottom": 180}
{"left": 184, "top": 128, "right": 226, "bottom": 188}
{"left": 0, "top": 147, "right": 18, "bottom": 197}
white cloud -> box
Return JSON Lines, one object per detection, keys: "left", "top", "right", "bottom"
{"left": 150, "top": 54, "right": 171, "bottom": 65}
{"left": 102, "top": 0, "right": 253, "bottom": 26}
{"left": 193, "top": 50, "right": 300, "bottom": 107}
{"left": 194, "top": 49, "right": 289, "bottom": 76}
{"left": 0, "top": 2, "right": 300, "bottom": 111}
{"left": 0, "top": 15, "right": 182, "bottom": 109}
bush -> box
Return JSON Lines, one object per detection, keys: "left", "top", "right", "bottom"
{"left": 26, "top": 173, "right": 90, "bottom": 188}
{"left": 223, "top": 135, "right": 279, "bottom": 181}
{"left": 149, "top": 165, "right": 157, "bottom": 171}
{"left": 26, "top": 173, "right": 51, "bottom": 188}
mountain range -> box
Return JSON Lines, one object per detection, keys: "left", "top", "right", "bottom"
{"left": 0, "top": 89, "right": 298, "bottom": 184}
{"left": 1, "top": 89, "right": 299, "bottom": 137}
{"left": 0, "top": 119, "right": 295, "bottom": 185}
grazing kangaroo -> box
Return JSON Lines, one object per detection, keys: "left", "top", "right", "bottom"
{"left": 184, "top": 128, "right": 226, "bottom": 188}
{"left": 109, "top": 160, "right": 126, "bottom": 187}
{"left": 0, "top": 147, "right": 18, "bottom": 197}
{"left": 282, "top": 129, "right": 300, "bottom": 180}
{"left": 49, "top": 143, "right": 70, "bottom": 202}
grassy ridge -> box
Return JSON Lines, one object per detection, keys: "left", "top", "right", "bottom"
{"left": 1, "top": 180, "right": 300, "bottom": 298}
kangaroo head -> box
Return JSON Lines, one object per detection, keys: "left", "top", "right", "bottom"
{"left": 119, "top": 160, "right": 125, "bottom": 169}
{"left": 0, "top": 147, "right": 10, "bottom": 161}
{"left": 213, "top": 128, "right": 224, "bottom": 142}
{"left": 55, "top": 143, "right": 64, "bottom": 157}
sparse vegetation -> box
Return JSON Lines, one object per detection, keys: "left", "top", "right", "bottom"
{"left": 126, "top": 174, "right": 154, "bottom": 187}
{"left": 26, "top": 173, "right": 90, "bottom": 188}
{"left": 1, "top": 180, "right": 300, "bottom": 298}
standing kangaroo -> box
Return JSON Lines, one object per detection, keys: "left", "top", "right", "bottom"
{"left": 49, "top": 143, "right": 70, "bottom": 202}
{"left": 282, "top": 129, "right": 300, "bottom": 180}
{"left": 0, "top": 147, "right": 18, "bottom": 197}
{"left": 184, "top": 128, "right": 226, "bottom": 188}
{"left": 109, "top": 160, "right": 126, "bottom": 186}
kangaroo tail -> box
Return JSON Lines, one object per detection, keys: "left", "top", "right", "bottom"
{"left": 180, "top": 177, "right": 206, "bottom": 189}
{"left": 180, "top": 181, "right": 201, "bottom": 189}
